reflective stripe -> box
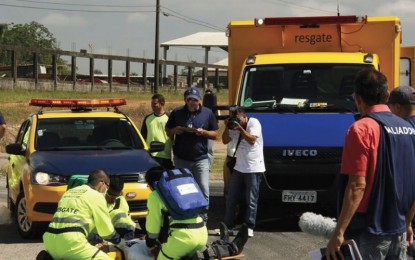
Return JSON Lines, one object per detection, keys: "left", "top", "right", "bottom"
{"left": 111, "top": 212, "right": 128, "bottom": 223}
{"left": 114, "top": 223, "right": 134, "bottom": 230}
{"left": 147, "top": 232, "right": 159, "bottom": 239}
{"left": 46, "top": 226, "right": 86, "bottom": 236}
{"left": 100, "top": 229, "right": 119, "bottom": 240}
{"left": 49, "top": 217, "right": 90, "bottom": 232}
{"left": 50, "top": 217, "right": 88, "bottom": 226}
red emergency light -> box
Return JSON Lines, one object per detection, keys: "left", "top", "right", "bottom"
{"left": 255, "top": 15, "right": 367, "bottom": 26}
{"left": 29, "top": 98, "right": 127, "bottom": 107}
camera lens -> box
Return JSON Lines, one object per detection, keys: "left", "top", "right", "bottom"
{"left": 227, "top": 118, "right": 237, "bottom": 129}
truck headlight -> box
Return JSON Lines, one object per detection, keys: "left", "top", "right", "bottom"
{"left": 33, "top": 172, "right": 68, "bottom": 185}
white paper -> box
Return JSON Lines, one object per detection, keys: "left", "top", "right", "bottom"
{"left": 280, "top": 98, "right": 308, "bottom": 106}
{"left": 308, "top": 248, "right": 323, "bottom": 260}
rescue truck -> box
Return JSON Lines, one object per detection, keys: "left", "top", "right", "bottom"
{"left": 400, "top": 46, "right": 415, "bottom": 86}
{"left": 226, "top": 15, "right": 405, "bottom": 215}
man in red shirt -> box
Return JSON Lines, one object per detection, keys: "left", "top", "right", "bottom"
{"left": 326, "top": 69, "right": 415, "bottom": 260}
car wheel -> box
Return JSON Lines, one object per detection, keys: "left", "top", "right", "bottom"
{"left": 15, "top": 192, "right": 41, "bottom": 239}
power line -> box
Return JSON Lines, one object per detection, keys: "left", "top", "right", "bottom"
{"left": 161, "top": 6, "right": 226, "bottom": 31}
{"left": 1, "top": 2, "right": 225, "bottom": 31}
{"left": 264, "top": 0, "right": 335, "bottom": 15}
{"left": 0, "top": 3, "right": 154, "bottom": 13}
{"left": 14, "top": 0, "right": 154, "bottom": 8}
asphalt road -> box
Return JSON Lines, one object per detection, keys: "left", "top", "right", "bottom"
{"left": 0, "top": 153, "right": 328, "bottom": 259}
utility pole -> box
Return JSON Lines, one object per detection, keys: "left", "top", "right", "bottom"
{"left": 154, "top": 0, "right": 160, "bottom": 93}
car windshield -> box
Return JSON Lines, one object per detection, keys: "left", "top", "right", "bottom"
{"left": 238, "top": 63, "right": 373, "bottom": 112}
{"left": 35, "top": 117, "right": 144, "bottom": 150}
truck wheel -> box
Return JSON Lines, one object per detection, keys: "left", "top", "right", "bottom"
{"left": 15, "top": 192, "right": 41, "bottom": 239}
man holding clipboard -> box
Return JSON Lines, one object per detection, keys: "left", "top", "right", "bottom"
{"left": 166, "top": 86, "right": 219, "bottom": 223}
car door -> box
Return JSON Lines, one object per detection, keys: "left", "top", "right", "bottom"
{"left": 7, "top": 118, "right": 32, "bottom": 203}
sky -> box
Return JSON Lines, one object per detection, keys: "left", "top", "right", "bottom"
{"left": 1, "top": 0, "right": 415, "bottom": 74}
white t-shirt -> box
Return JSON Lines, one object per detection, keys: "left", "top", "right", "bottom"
{"left": 234, "top": 117, "right": 266, "bottom": 173}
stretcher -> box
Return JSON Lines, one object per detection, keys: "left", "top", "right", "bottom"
{"left": 108, "top": 250, "right": 245, "bottom": 260}
{"left": 215, "top": 253, "right": 245, "bottom": 260}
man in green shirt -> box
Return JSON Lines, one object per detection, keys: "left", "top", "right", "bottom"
{"left": 141, "top": 94, "right": 174, "bottom": 169}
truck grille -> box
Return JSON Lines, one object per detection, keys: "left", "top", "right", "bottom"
{"left": 264, "top": 172, "right": 338, "bottom": 190}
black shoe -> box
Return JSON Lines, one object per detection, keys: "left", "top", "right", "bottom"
{"left": 36, "top": 250, "right": 53, "bottom": 260}
{"left": 232, "top": 223, "right": 249, "bottom": 254}
{"left": 219, "top": 221, "right": 229, "bottom": 243}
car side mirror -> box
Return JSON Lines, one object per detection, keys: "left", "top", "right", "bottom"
{"left": 6, "top": 143, "right": 26, "bottom": 156}
{"left": 149, "top": 141, "right": 165, "bottom": 153}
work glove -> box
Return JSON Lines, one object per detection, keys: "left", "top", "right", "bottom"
{"left": 116, "top": 239, "right": 126, "bottom": 248}
{"left": 145, "top": 235, "right": 158, "bottom": 248}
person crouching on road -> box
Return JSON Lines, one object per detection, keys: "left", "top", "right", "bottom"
{"left": 106, "top": 176, "right": 136, "bottom": 240}
{"left": 43, "top": 169, "right": 122, "bottom": 260}
{"left": 145, "top": 166, "right": 208, "bottom": 260}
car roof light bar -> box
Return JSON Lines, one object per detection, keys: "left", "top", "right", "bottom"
{"left": 29, "top": 98, "right": 127, "bottom": 107}
{"left": 255, "top": 15, "right": 366, "bottom": 26}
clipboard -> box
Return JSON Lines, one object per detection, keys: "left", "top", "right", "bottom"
{"left": 181, "top": 127, "right": 198, "bottom": 133}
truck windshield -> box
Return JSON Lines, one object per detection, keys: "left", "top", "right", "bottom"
{"left": 239, "top": 63, "right": 373, "bottom": 112}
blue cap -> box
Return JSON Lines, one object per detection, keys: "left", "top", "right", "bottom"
{"left": 184, "top": 86, "right": 201, "bottom": 101}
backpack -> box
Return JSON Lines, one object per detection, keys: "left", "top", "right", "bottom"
{"left": 155, "top": 168, "right": 208, "bottom": 220}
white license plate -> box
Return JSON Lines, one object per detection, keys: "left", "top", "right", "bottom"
{"left": 282, "top": 190, "right": 317, "bottom": 203}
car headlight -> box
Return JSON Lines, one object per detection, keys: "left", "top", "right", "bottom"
{"left": 33, "top": 171, "right": 68, "bottom": 185}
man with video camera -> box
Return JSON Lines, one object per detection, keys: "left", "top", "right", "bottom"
{"left": 221, "top": 106, "right": 265, "bottom": 238}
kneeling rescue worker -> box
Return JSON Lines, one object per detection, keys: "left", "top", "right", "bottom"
{"left": 145, "top": 166, "right": 208, "bottom": 259}
{"left": 43, "top": 169, "right": 123, "bottom": 260}
{"left": 106, "top": 176, "right": 136, "bottom": 240}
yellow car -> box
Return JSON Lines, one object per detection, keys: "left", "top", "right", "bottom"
{"left": 6, "top": 98, "right": 163, "bottom": 238}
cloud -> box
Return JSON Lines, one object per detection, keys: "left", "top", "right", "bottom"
{"left": 126, "top": 13, "right": 150, "bottom": 23}
{"left": 376, "top": 0, "right": 415, "bottom": 15}
{"left": 39, "top": 13, "right": 87, "bottom": 27}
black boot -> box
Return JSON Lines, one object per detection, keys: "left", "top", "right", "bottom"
{"left": 232, "top": 223, "right": 249, "bottom": 254}
{"left": 36, "top": 250, "right": 53, "bottom": 260}
{"left": 219, "top": 221, "right": 229, "bottom": 243}
{"left": 211, "top": 240, "right": 237, "bottom": 259}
